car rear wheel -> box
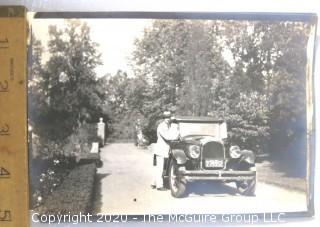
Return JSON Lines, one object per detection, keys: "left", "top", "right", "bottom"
{"left": 169, "top": 160, "right": 186, "bottom": 198}
{"left": 236, "top": 176, "right": 256, "bottom": 196}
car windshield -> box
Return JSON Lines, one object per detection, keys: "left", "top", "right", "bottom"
{"left": 178, "top": 122, "right": 220, "bottom": 138}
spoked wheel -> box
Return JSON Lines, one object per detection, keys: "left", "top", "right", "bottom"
{"left": 236, "top": 176, "right": 256, "bottom": 196}
{"left": 169, "top": 160, "right": 186, "bottom": 198}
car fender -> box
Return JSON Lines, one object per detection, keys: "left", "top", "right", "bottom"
{"left": 171, "top": 149, "right": 187, "bottom": 165}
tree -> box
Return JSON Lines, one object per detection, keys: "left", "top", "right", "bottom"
{"left": 29, "top": 35, "right": 44, "bottom": 125}
{"left": 267, "top": 23, "right": 310, "bottom": 157}
{"left": 177, "top": 21, "right": 231, "bottom": 116}
{"left": 130, "top": 19, "right": 310, "bottom": 154}
{"left": 132, "top": 20, "right": 192, "bottom": 113}
{"left": 131, "top": 20, "right": 190, "bottom": 141}
{"left": 31, "top": 20, "right": 108, "bottom": 141}
{"left": 131, "top": 20, "right": 232, "bottom": 142}
{"left": 222, "top": 21, "right": 310, "bottom": 155}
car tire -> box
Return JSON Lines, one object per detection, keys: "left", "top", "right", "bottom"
{"left": 95, "top": 160, "right": 103, "bottom": 168}
{"left": 236, "top": 175, "right": 256, "bottom": 196}
{"left": 169, "top": 160, "right": 186, "bottom": 198}
{"left": 163, "top": 177, "right": 170, "bottom": 189}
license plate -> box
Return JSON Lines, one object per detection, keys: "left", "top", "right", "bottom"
{"left": 205, "top": 159, "right": 224, "bottom": 168}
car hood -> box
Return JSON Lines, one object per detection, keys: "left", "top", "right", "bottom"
{"left": 181, "top": 135, "right": 222, "bottom": 145}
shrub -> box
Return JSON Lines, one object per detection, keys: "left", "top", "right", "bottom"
{"left": 31, "top": 123, "right": 99, "bottom": 159}
{"left": 36, "top": 163, "right": 96, "bottom": 215}
{"left": 30, "top": 155, "right": 77, "bottom": 208}
{"left": 63, "top": 123, "right": 100, "bottom": 155}
{"left": 30, "top": 123, "right": 99, "bottom": 210}
{"left": 31, "top": 135, "right": 67, "bottom": 158}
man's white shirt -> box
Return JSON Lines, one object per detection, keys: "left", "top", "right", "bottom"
{"left": 153, "top": 121, "right": 179, "bottom": 158}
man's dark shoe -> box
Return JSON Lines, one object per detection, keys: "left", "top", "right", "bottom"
{"left": 150, "top": 185, "right": 156, "bottom": 189}
{"left": 157, "top": 187, "right": 166, "bottom": 191}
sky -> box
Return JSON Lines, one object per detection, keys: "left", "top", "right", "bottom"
{"left": 31, "top": 17, "right": 240, "bottom": 78}
{"left": 31, "top": 18, "right": 152, "bottom": 78}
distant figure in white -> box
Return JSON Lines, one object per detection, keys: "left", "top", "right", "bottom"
{"left": 135, "top": 119, "right": 148, "bottom": 147}
{"left": 151, "top": 111, "right": 179, "bottom": 191}
{"left": 97, "top": 117, "right": 105, "bottom": 146}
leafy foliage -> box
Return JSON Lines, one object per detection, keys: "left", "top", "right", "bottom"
{"left": 36, "top": 163, "right": 96, "bottom": 214}
{"left": 30, "top": 20, "right": 109, "bottom": 141}
{"left": 29, "top": 20, "right": 106, "bottom": 210}
{"left": 30, "top": 19, "right": 311, "bottom": 158}
{"left": 123, "top": 20, "right": 309, "bottom": 155}
{"left": 30, "top": 156, "right": 76, "bottom": 208}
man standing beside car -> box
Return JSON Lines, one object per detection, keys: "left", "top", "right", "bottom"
{"left": 151, "top": 111, "right": 179, "bottom": 191}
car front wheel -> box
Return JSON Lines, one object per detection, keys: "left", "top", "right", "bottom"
{"left": 236, "top": 176, "right": 256, "bottom": 196}
{"left": 169, "top": 160, "right": 186, "bottom": 198}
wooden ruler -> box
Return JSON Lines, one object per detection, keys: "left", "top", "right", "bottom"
{"left": 0, "top": 6, "right": 29, "bottom": 227}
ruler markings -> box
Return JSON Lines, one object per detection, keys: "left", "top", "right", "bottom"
{"left": 0, "top": 167, "right": 10, "bottom": 178}
{"left": 0, "top": 210, "right": 12, "bottom": 222}
{"left": 0, "top": 6, "right": 28, "bottom": 227}
{"left": 0, "top": 124, "right": 10, "bottom": 136}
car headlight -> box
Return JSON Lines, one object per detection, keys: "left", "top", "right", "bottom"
{"left": 188, "top": 145, "right": 200, "bottom": 159}
{"left": 229, "top": 145, "right": 241, "bottom": 159}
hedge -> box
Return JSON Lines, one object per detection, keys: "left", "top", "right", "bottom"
{"left": 36, "top": 163, "right": 96, "bottom": 215}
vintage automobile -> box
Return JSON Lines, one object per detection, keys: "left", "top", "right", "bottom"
{"left": 163, "top": 116, "right": 256, "bottom": 198}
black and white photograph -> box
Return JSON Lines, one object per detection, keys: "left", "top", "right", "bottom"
{"left": 28, "top": 13, "right": 315, "bottom": 220}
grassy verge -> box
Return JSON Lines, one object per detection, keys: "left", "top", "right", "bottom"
{"left": 36, "top": 163, "right": 96, "bottom": 215}
{"left": 256, "top": 161, "right": 306, "bottom": 192}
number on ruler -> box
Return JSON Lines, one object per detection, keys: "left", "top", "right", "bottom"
{"left": 0, "top": 167, "right": 10, "bottom": 178}
{"left": 0, "top": 210, "right": 12, "bottom": 222}
{"left": 0, "top": 123, "right": 10, "bottom": 136}
{"left": 0, "top": 80, "right": 9, "bottom": 92}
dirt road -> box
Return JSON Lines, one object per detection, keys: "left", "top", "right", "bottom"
{"left": 93, "top": 143, "right": 307, "bottom": 215}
